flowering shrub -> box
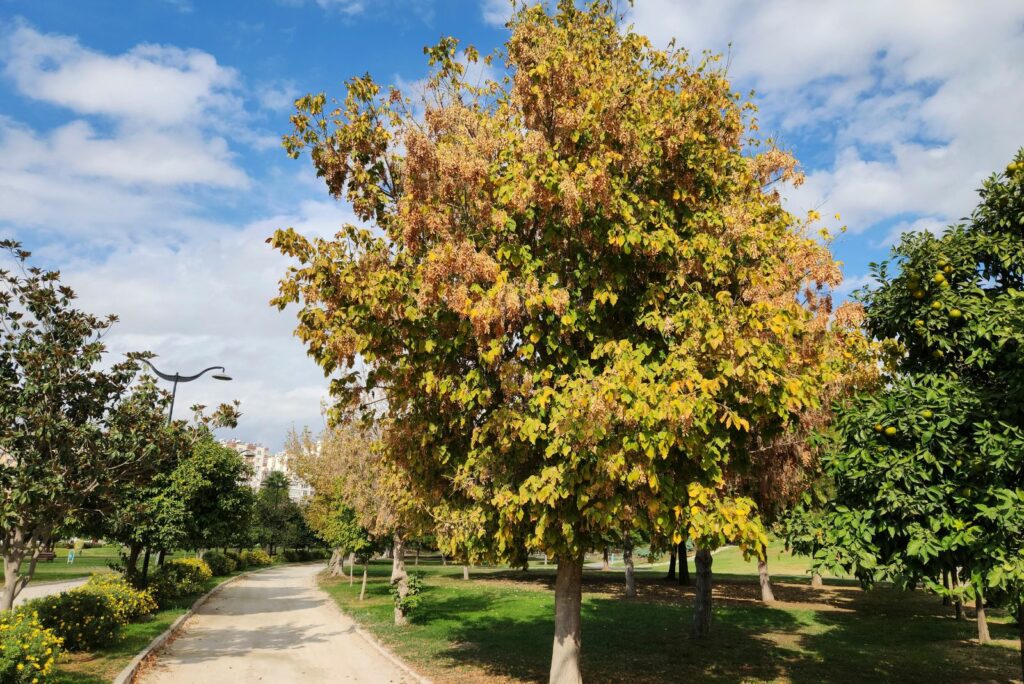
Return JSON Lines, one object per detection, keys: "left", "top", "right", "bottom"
{"left": 80, "top": 574, "right": 157, "bottom": 624}
{"left": 242, "top": 549, "right": 271, "bottom": 567}
{"left": 201, "top": 550, "right": 235, "bottom": 576}
{"left": 26, "top": 591, "right": 119, "bottom": 651}
{"left": 148, "top": 558, "right": 212, "bottom": 605}
{"left": 0, "top": 610, "right": 61, "bottom": 683}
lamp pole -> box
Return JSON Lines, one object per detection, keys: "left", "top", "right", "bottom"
{"left": 138, "top": 358, "right": 232, "bottom": 423}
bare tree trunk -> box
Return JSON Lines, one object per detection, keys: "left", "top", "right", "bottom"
{"left": 678, "top": 540, "right": 690, "bottom": 585}
{"left": 623, "top": 541, "right": 636, "bottom": 598}
{"left": 349, "top": 552, "right": 355, "bottom": 586}
{"left": 463, "top": 564, "right": 470, "bottom": 580}
{"left": 666, "top": 546, "right": 677, "bottom": 580}
{"left": 440, "top": 552, "right": 445, "bottom": 565}
{"left": 1017, "top": 603, "right": 1023, "bottom": 682}
{"left": 975, "top": 588, "right": 991, "bottom": 644}
{"left": 953, "top": 569, "right": 964, "bottom": 620}
{"left": 601, "top": 547, "right": 610, "bottom": 571}
{"left": 391, "top": 534, "right": 409, "bottom": 626}
{"left": 157, "top": 549, "right": 166, "bottom": 567}
{"left": 415, "top": 546, "right": 420, "bottom": 566}
{"left": 942, "top": 568, "right": 950, "bottom": 606}
{"left": 549, "top": 555, "right": 584, "bottom": 684}
{"left": 360, "top": 561, "right": 368, "bottom": 601}
{"left": 142, "top": 547, "right": 152, "bottom": 584}
{"left": 1, "top": 551, "right": 25, "bottom": 611}
{"left": 811, "top": 572, "right": 824, "bottom": 589}
{"left": 692, "top": 546, "right": 713, "bottom": 638}
{"left": 126, "top": 542, "right": 142, "bottom": 580}
{"left": 328, "top": 548, "right": 346, "bottom": 577}
{"left": 758, "top": 543, "right": 776, "bottom": 603}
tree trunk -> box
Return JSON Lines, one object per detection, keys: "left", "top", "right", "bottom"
{"left": 666, "top": 546, "right": 677, "bottom": 580}
{"left": 349, "top": 552, "right": 355, "bottom": 586}
{"left": 1, "top": 550, "right": 25, "bottom": 611}
{"left": 328, "top": 549, "right": 343, "bottom": 577}
{"left": 953, "top": 570, "right": 964, "bottom": 620}
{"left": 157, "top": 549, "right": 166, "bottom": 567}
{"left": 623, "top": 541, "right": 636, "bottom": 598}
{"left": 415, "top": 546, "right": 420, "bottom": 566}
{"left": 126, "top": 543, "right": 142, "bottom": 579}
{"left": 975, "top": 588, "right": 990, "bottom": 644}
{"left": 141, "top": 548, "right": 152, "bottom": 584}
{"left": 391, "top": 534, "right": 409, "bottom": 626}
{"left": 811, "top": 572, "right": 824, "bottom": 589}
{"left": 440, "top": 552, "right": 445, "bottom": 565}
{"left": 549, "top": 555, "right": 584, "bottom": 684}
{"left": 758, "top": 544, "right": 776, "bottom": 603}
{"left": 941, "top": 568, "right": 950, "bottom": 605}
{"left": 463, "top": 564, "right": 470, "bottom": 580}
{"left": 1017, "top": 603, "right": 1023, "bottom": 682}
{"left": 678, "top": 540, "right": 690, "bottom": 585}
{"left": 692, "top": 546, "right": 713, "bottom": 638}
{"left": 601, "top": 547, "right": 610, "bottom": 571}
{"left": 360, "top": 562, "right": 368, "bottom": 601}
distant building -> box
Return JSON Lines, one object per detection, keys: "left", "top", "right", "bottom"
{"left": 221, "top": 439, "right": 313, "bottom": 502}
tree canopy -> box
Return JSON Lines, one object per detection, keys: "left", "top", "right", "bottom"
{"left": 806, "top": 152, "right": 1024, "bottom": 660}
{"left": 271, "top": 2, "right": 865, "bottom": 679}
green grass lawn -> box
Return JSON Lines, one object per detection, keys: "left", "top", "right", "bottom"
{"left": 322, "top": 554, "right": 1022, "bottom": 683}
{"left": 1, "top": 546, "right": 120, "bottom": 584}
{"left": 50, "top": 571, "right": 243, "bottom": 684}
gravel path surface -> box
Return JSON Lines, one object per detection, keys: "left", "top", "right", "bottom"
{"left": 14, "top": 577, "right": 89, "bottom": 606}
{"left": 139, "top": 563, "right": 414, "bottom": 683}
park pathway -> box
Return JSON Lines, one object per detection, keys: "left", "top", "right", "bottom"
{"left": 139, "top": 563, "right": 415, "bottom": 684}
{"left": 14, "top": 577, "right": 88, "bottom": 607}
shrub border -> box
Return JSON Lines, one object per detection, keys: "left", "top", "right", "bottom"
{"left": 112, "top": 564, "right": 275, "bottom": 684}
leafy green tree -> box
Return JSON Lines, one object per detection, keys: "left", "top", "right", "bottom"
{"left": 253, "top": 471, "right": 305, "bottom": 555}
{"left": 174, "top": 436, "right": 255, "bottom": 554}
{"left": 271, "top": 2, "right": 861, "bottom": 677}
{"left": 809, "top": 153, "right": 1024, "bottom": 666}
{"left": 0, "top": 241, "right": 166, "bottom": 610}
{"left": 90, "top": 401, "right": 242, "bottom": 582}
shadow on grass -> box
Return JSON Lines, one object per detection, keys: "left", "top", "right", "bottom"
{"left": 426, "top": 573, "right": 1021, "bottom": 683}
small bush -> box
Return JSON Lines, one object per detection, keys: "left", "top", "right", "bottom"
{"left": 0, "top": 610, "right": 62, "bottom": 683}
{"left": 271, "top": 553, "right": 286, "bottom": 564}
{"left": 241, "top": 549, "right": 271, "bottom": 567}
{"left": 225, "top": 550, "right": 246, "bottom": 570}
{"left": 148, "top": 558, "right": 213, "bottom": 605}
{"left": 202, "top": 550, "right": 235, "bottom": 576}
{"left": 390, "top": 572, "right": 424, "bottom": 616}
{"left": 27, "top": 591, "right": 120, "bottom": 651}
{"left": 81, "top": 574, "right": 157, "bottom": 624}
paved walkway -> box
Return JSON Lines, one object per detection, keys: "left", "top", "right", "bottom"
{"left": 140, "top": 563, "right": 414, "bottom": 684}
{"left": 14, "top": 577, "right": 88, "bottom": 607}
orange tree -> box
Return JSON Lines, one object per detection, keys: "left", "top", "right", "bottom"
{"left": 805, "top": 154, "right": 1024, "bottom": 667}
{"left": 271, "top": 2, "right": 860, "bottom": 680}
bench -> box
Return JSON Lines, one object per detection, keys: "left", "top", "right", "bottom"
{"left": 37, "top": 551, "right": 56, "bottom": 562}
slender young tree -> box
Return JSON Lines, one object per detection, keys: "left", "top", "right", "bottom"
{"left": 272, "top": 2, "right": 861, "bottom": 679}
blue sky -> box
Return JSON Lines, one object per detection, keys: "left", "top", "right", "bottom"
{"left": 2, "top": 1, "right": 1022, "bottom": 449}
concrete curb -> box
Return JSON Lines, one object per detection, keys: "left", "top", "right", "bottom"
{"left": 112, "top": 564, "right": 286, "bottom": 684}
{"left": 317, "top": 572, "right": 432, "bottom": 684}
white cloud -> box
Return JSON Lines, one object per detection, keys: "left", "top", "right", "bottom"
{"left": 481, "top": 0, "right": 513, "bottom": 27}
{"left": 0, "top": 24, "right": 255, "bottom": 242}
{"left": 627, "top": 0, "right": 1024, "bottom": 234}
{"left": 51, "top": 199, "right": 358, "bottom": 449}
{"left": 2, "top": 24, "right": 240, "bottom": 127}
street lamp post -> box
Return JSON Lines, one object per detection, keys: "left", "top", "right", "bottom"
{"left": 139, "top": 358, "right": 232, "bottom": 423}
